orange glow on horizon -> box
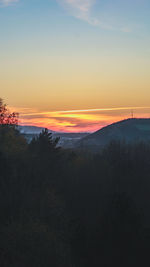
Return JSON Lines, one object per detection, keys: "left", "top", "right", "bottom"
{"left": 10, "top": 106, "right": 150, "bottom": 133}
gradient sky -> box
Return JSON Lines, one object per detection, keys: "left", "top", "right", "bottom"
{"left": 0, "top": 0, "right": 150, "bottom": 132}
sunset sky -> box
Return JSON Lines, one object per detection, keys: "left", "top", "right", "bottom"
{"left": 1, "top": 0, "right": 150, "bottom": 132}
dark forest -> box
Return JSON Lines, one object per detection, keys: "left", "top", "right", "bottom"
{"left": 0, "top": 99, "right": 150, "bottom": 267}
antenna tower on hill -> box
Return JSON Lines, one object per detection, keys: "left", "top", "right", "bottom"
{"left": 131, "top": 110, "right": 134, "bottom": 119}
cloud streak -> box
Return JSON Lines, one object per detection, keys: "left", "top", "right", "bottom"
{"left": 57, "top": 0, "right": 132, "bottom": 31}
{"left": 10, "top": 106, "right": 150, "bottom": 133}
{"left": 0, "top": 0, "right": 132, "bottom": 32}
{"left": 57, "top": 0, "right": 101, "bottom": 26}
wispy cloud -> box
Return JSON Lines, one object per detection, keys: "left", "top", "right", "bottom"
{"left": 11, "top": 106, "right": 150, "bottom": 133}
{"left": 0, "top": 0, "right": 132, "bottom": 32}
{"left": 57, "top": 0, "right": 132, "bottom": 31}
{"left": 0, "top": 0, "right": 18, "bottom": 6}
{"left": 57, "top": 0, "right": 101, "bottom": 26}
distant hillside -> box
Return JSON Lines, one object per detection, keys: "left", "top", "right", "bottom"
{"left": 18, "top": 125, "right": 54, "bottom": 134}
{"left": 79, "top": 118, "right": 150, "bottom": 150}
{"left": 18, "top": 125, "right": 89, "bottom": 147}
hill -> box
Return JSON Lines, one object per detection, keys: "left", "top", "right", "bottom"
{"left": 78, "top": 118, "right": 150, "bottom": 150}
{"left": 18, "top": 125, "right": 89, "bottom": 147}
{"left": 18, "top": 125, "right": 54, "bottom": 134}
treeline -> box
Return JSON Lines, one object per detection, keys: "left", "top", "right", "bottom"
{"left": 0, "top": 101, "right": 150, "bottom": 266}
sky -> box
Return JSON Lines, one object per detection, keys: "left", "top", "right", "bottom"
{"left": 0, "top": 0, "right": 150, "bottom": 132}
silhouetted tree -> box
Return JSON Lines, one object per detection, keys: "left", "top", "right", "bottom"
{"left": 0, "top": 98, "right": 18, "bottom": 125}
{"left": 29, "top": 128, "right": 60, "bottom": 155}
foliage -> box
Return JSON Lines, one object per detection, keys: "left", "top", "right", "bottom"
{"left": 0, "top": 98, "right": 18, "bottom": 125}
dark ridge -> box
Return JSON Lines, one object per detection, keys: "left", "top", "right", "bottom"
{"left": 79, "top": 118, "right": 150, "bottom": 150}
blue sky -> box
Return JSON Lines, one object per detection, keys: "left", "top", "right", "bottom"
{"left": 1, "top": 0, "right": 150, "bottom": 35}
